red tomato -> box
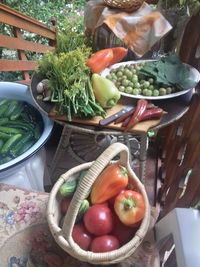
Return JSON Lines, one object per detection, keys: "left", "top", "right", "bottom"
{"left": 90, "top": 235, "right": 119, "bottom": 252}
{"left": 111, "top": 215, "right": 138, "bottom": 245}
{"left": 83, "top": 204, "right": 113, "bottom": 236}
{"left": 114, "top": 190, "right": 145, "bottom": 226}
{"left": 72, "top": 223, "right": 93, "bottom": 251}
{"left": 60, "top": 198, "right": 71, "bottom": 215}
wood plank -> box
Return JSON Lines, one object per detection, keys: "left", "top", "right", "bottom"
{"left": 0, "top": 7, "right": 56, "bottom": 40}
{"left": 0, "top": 34, "right": 55, "bottom": 53}
{"left": 0, "top": 60, "right": 37, "bottom": 71}
{"left": 48, "top": 101, "right": 161, "bottom": 134}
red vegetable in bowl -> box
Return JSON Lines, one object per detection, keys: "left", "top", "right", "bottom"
{"left": 90, "top": 235, "right": 119, "bottom": 252}
{"left": 114, "top": 190, "right": 145, "bottom": 226}
{"left": 83, "top": 204, "right": 113, "bottom": 236}
{"left": 112, "top": 215, "right": 138, "bottom": 245}
{"left": 72, "top": 223, "right": 93, "bottom": 250}
{"left": 90, "top": 163, "right": 128, "bottom": 204}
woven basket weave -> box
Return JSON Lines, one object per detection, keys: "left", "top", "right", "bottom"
{"left": 104, "top": 0, "right": 144, "bottom": 10}
{"left": 47, "top": 143, "right": 151, "bottom": 265}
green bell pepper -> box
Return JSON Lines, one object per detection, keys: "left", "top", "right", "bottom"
{"left": 91, "top": 74, "right": 120, "bottom": 108}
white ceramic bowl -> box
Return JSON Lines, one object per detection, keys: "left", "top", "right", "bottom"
{"left": 0, "top": 82, "right": 53, "bottom": 172}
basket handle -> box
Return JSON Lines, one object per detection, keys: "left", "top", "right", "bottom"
{"left": 62, "top": 142, "right": 130, "bottom": 239}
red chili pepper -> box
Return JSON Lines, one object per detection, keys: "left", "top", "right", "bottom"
{"left": 124, "top": 99, "right": 148, "bottom": 131}
{"left": 141, "top": 107, "right": 163, "bottom": 121}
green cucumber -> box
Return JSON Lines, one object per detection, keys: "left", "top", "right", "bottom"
{"left": 76, "top": 199, "right": 90, "bottom": 222}
{"left": 5, "top": 121, "right": 34, "bottom": 132}
{"left": 34, "top": 123, "right": 42, "bottom": 140}
{"left": 10, "top": 103, "right": 24, "bottom": 120}
{"left": 17, "top": 140, "right": 35, "bottom": 155}
{"left": 0, "top": 139, "right": 3, "bottom": 150}
{"left": 59, "top": 180, "right": 77, "bottom": 197}
{"left": 0, "top": 104, "right": 9, "bottom": 117}
{"left": 0, "top": 131, "right": 12, "bottom": 140}
{"left": 1, "top": 133, "right": 22, "bottom": 154}
{"left": 6, "top": 100, "right": 20, "bottom": 117}
{"left": 0, "top": 99, "right": 9, "bottom": 106}
{"left": 0, "top": 118, "right": 9, "bottom": 126}
{"left": 10, "top": 133, "right": 34, "bottom": 157}
{"left": 0, "top": 127, "right": 22, "bottom": 135}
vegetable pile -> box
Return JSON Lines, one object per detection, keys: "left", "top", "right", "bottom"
{"left": 0, "top": 99, "right": 43, "bottom": 165}
{"left": 59, "top": 163, "right": 145, "bottom": 252}
{"left": 105, "top": 54, "right": 197, "bottom": 97}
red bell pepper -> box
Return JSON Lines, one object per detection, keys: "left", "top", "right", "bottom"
{"left": 114, "top": 190, "right": 145, "bottom": 226}
{"left": 90, "top": 163, "right": 128, "bottom": 204}
{"left": 86, "top": 47, "right": 127, "bottom": 74}
{"left": 86, "top": 49, "right": 113, "bottom": 73}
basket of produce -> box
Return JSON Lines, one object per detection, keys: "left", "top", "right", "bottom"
{"left": 104, "top": 0, "right": 144, "bottom": 11}
{"left": 47, "top": 142, "right": 150, "bottom": 265}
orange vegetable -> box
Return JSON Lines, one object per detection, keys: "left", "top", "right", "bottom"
{"left": 114, "top": 190, "right": 145, "bottom": 227}
{"left": 85, "top": 49, "right": 113, "bottom": 73}
{"left": 90, "top": 163, "right": 128, "bottom": 204}
{"left": 108, "top": 47, "right": 127, "bottom": 66}
{"left": 86, "top": 47, "right": 127, "bottom": 73}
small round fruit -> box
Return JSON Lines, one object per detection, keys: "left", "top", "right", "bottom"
{"left": 90, "top": 235, "right": 120, "bottom": 252}
{"left": 83, "top": 204, "right": 113, "bottom": 236}
{"left": 72, "top": 223, "right": 93, "bottom": 251}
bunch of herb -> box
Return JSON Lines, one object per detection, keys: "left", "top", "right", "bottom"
{"left": 139, "top": 54, "right": 198, "bottom": 91}
{"left": 37, "top": 48, "right": 105, "bottom": 121}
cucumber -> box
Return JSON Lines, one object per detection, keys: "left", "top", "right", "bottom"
{"left": 0, "top": 104, "right": 9, "bottom": 117}
{"left": 1, "top": 133, "right": 22, "bottom": 154}
{"left": 0, "top": 139, "right": 3, "bottom": 150}
{"left": 59, "top": 180, "right": 77, "bottom": 197}
{"left": 0, "top": 127, "right": 22, "bottom": 135}
{"left": 0, "top": 131, "right": 12, "bottom": 140}
{"left": 10, "top": 103, "right": 24, "bottom": 120}
{"left": 76, "top": 199, "right": 90, "bottom": 222}
{"left": 0, "top": 118, "right": 9, "bottom": 125}
{"left": 5, "top": 121, "right": 34, "bottom": 132}
{"left": 34, "top": 123, "right": 42, "bottom": 140}
{"left": 6, "top": 100, "right": 22, "bottom": 117}
{"left": 17, "top": 140, "right": 35, "bottom": 155}
{"left": 10, "top": 133, "right": 34, "bottom": 157}
{"left": 0, "top": 99, "right": 9, "bottom": 107}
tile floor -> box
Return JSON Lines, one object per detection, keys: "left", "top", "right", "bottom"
{"left": 44, "top": 123, "right": 158, "bottom": 206}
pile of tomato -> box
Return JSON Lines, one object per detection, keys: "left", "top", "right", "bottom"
{"left": 59, "top": 163, "right": 146, "bottom": 253}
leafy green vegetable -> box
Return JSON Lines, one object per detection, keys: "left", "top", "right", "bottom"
{"left": 37, "top": 49, "right": 105, "bottom": 120}
{"left": 139, "top": 54, "right": 197, "bottom": 91}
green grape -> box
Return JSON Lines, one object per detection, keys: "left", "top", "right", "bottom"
{"left": 119, "top": 86, "right": 125, "bottom": 92}
{"left": 159, "top": 88, "right": 167, "bottom": 96}
{"left": 125, "top": 86, "right": 133, "bottom": 94}
{"left": 134, "top": 82, "right": 141, "bottom": 88}
{"left": 122, "top": 79, "right": 129, "bottom": 87}
{"left": 148, "top": 78, "right": 154, "bottom": 84}
{"left": 131, "top": 75, "right": 138, "bottom": 83}
{"left": 166, "top": 87, "right": 172, "bottom": 94}
{"left": 153, "top": 90, "right": 159, "bottom": 96}
{"left": 143, "top": 89, "right": 149, "bottom": 96}
{"left": 116, "top": 71, "right": 123, "bottom": 77}
{"left": 143, "top": 81, "right": 150, "bottom": 88}
{"left": 106, "top": 74, "right": 112, "bottom": 80}
{"left": 132, "top": 88, "right": 139, "bottom": 95}
{"left": 149, "top": 85, "right": 154, "bottom": 91}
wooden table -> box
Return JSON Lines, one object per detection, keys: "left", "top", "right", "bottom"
{"left": 30, "top": 73, "right": 193, "bottom": 183}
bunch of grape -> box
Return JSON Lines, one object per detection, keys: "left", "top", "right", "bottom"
{"left": 106, "top": 63, "right": 175, "bottom": 97}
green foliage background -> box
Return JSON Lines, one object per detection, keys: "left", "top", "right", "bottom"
{"left": 0, "top": 0, "right": 87, "bottom": 81}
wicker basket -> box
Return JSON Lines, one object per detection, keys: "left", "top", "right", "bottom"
{"left": 47, "top": 143, "right": 151, "bottom": 265}
{"left": 104, "top": 0, "right": 144, "bottom": 11}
